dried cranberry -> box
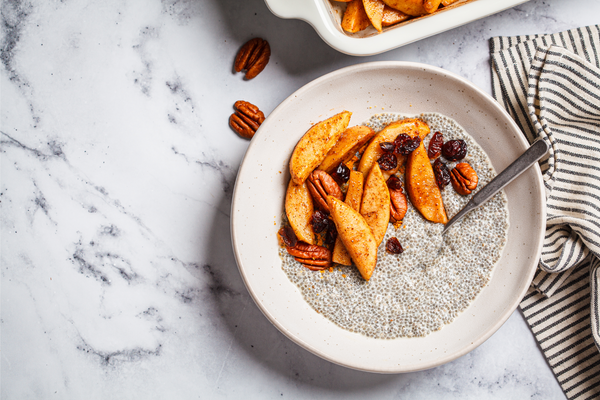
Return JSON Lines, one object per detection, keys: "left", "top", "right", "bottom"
{"left": 278, "top": 226, "right": 297, "bottom": 248}
{"left": 386, "top": 175, "right": 403, "bottom": 191}
{"left": 427, "top": 131, "right": 444, "bottom": 159}
{"left": 330, "top": 162, "right": 350, "bottom": 184}
{"left": 310, "top": 211, "right": 330, "bottom": 233}
{"left": 325, "top": 223, "right": 337, "bottom": 246}
{"left": 433, "top": 158, "right": 451, "bottom": 189}
{"left": 379, "top": 141, "right": 395, "bottom": 153}
{"left": 377, "top": 153, "right": 398, "bottom": 171}
{"left": 385, "top": 237, "right": 403, "bottom": 254}
{"left": 394, "top": 134, "right": 421, "bottom": 156}
{"left": 393, "top": 133, "right": 410, "bottom": 148}
{"left": 442, "top": 139, "right": 467, "bottom": 161}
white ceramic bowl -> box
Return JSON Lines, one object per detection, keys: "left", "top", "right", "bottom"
{"left": 264, "top": 0, "right": 530, "bottom": 56}
{"left": 231, "top": 61, "right": 545, "bottom": 373}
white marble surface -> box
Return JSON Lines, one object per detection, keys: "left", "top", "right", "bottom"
{"left": 2, "top": 0, "right": 599, "bottom": 398}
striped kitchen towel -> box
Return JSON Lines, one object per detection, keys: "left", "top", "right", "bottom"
{"left": 490, "top": 25, "right": 600, "bottom": 399}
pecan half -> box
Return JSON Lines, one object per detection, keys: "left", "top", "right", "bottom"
{"left": 306, "top": 170, "right": 343, "bottom": 212}
{"left": 234, "top": 38, "right": 270, "bottom": 80}
{"left": 450, "top": 163, "right": 479, "bottom": 195}
{"left": 278, "top": 226, "right": 297, "bottom": 248}
{"left": 229, "top": 100, "right": 265, "bottom": 139}
{"left": 286, "top": 241, "right": 331, "bottom": 270}
{"left": 389, "top": 185, "right": 408, "bottom": 223}
{"left": 387, "top": 176, "right": 407, "bottom": 223}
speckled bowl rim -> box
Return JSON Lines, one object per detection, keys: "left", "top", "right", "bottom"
{"left": 231, "top": 61, "right": 545, "bottom": 373}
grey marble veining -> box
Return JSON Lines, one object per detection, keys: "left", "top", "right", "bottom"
{"left": 2, "top": 0, "right": 599, "bottom": 398}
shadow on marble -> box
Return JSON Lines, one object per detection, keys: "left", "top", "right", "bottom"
{"left": 202, "top": 0, "right": 351, "bottom": 79}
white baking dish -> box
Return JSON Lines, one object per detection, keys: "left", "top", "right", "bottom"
{"left": 264, "top": 0, "right": 530, "bottom": 56}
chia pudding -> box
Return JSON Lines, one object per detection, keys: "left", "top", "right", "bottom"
{"left": 280, "top": 112, "right": 509, "bottom": 339}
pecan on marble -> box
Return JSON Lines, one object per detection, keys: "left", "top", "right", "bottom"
{"left": 306, "top": 170, "right": 343, "bottom": 212}
{"left": 229, "top": 100, "right": 265, "bottom": 139}
{"left": 286, "top": 241, "right": 332, "bottom": 270}
{"left": 450, "top": 162, "right": 479, "bottom": 195}
{"left": 234, "top": 38, "right": 270, "bottom": 80}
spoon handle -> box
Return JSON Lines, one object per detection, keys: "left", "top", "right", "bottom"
{"left": 442, "top": 139, "right": 549, "bottom": 234}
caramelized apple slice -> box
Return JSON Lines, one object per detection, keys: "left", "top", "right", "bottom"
{"left": 357, "top": 118, "right": 430, "bottom": 179}
{"left": 290, "top": 111, "right": 352, "bottom": 185}
{"left": 360, "top": 163, "right": 390, "bottom": 246}
{"left": 423, "top": 0, "right": 442, "bottom": 13}
{"left": 332, "top": 171, "right": 364, "bottom": 265}
{"left": 318, "top": 125, "right": 376, "bottom": 173}
{"left": 285, "top": 180, "right": 315, "bottom": 245}
{"left": 328, "top": 196, "right": 378, "bottom": 281}
{"left": 382, "top": 0, "right": 440, "bottom": 16}
{"left": 405, "top": 141, "right": 449, "bottom": 224}
{"left": 363, "top": 0, "right": 386, "bottom": 32}
{"left": 341, "top": 0, "right": 371, "bottom": 33}
{"left": 382, "top": 6, "right": 411, "bottom": 26}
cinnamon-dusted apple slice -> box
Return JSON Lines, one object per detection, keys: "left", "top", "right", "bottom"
{"left": 285, "top": 180, "right": 315, "bottom": 245}
{"left": 382, "top": 0, "right": 441, "bottom": 16}
{"left": 405, "top": 141, "right": 449, "bottom": 224}
{"left": 317, "top": 125, "right": 376, "bottom": 173}
{"left": 363, "top": 0, "right": 386, "bottom": 33}
{"left": 328, "top": 196, "right": 378, "bottom": 281}
{"left": 290, "top": 111, "right": 352, "bottom": 185}
{"left": 360, "top": 163, "right": 390, "bottom": 246}
{"left": 342, "top": 0, "right": 371, "bottom": 33}
{"left": 382, "top": 5, "right": 411, "bottom": 27}
{"left": 422, "top": 0, "right": 443, "bottom": 13}
{"left": 357, "top": 118, "right": 430, "bottom": 178}
{"left": 332, "top": 171, "right": 364, "bottom": 266}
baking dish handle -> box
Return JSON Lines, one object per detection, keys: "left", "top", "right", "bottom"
{"left": 264, "top": 0, "right": 325, "bottom": 25}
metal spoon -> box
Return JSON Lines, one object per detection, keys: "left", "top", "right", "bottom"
{"left": 442, "top": 139, "right": 549, "bottom": 234}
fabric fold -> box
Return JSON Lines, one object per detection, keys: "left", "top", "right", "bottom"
{"left": 527, "top": 45, "right": 600, "bottom": 276}
{"left": 490, "top": 25, "right": 600, "bottom": 399}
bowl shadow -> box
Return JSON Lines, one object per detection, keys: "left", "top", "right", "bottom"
{"left": 200, "top": 183, "right": 407, "bottom": 389}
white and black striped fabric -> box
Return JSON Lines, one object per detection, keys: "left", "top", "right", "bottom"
{"left": 490, "top": 25, "right": 600, "bottom": 399}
